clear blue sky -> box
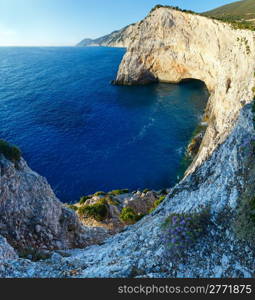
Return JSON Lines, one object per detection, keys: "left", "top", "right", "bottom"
{"left": 0, "top": 0, "right": 236, "bottom": 46}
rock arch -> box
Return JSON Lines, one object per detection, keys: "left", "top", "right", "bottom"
{"left": 115, "top": 7, "right": 255, "bottom": 173}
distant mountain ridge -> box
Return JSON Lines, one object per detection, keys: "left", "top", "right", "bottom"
{"left": 77, "top": 25, "right": 133, "bottom": 47}
{"left": 204, "top": 0, "right": 255, "bottom": 22}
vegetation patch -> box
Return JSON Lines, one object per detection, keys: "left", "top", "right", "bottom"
{"left": 160, "top": 189, "right": 168, "bottom": 195}
{"left": 252, "top": 87, "right": 255, "bottom": 97}
{"left": 175, "top": 122, "right": 208, "bottom": 181}
{"left": 78, "top": 199, "right": 108, "bottom": 221}
{"left": 119, "top": 207, "right": 144, "bottom": 225}
{"left": 0, "top": 139, "right": 21, "bottom": 164}
{"left": 252, "top": 101, "right": 255, "bottom": 130}
{"left": 161, "top": 209, "right": 211, "bottom": 259}
{"left": 107, "top": 196, "right": 120, "bottom": 206}
{"left": 149, "top": 195, "right": 166, "bottom": 213}
{"left": 234, "top": 195, "right": 255, "bottom": 245}
{"left": 186, "top": 123, "right": 208, "bottom": 160}
{"left": 94, "top": 191, "right": 106, "bottom": 196}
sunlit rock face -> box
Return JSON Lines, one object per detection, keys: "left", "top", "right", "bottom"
{"left": 114, "top": 7, "right": 255, "bottom": 174}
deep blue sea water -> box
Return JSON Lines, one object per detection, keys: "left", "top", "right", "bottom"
{"left": 0, "top": 47, "right": 208, "bottom": 202}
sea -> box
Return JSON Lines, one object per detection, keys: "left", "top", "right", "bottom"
{"left": 0, "top": 47, "right": 209, "bottom": 202}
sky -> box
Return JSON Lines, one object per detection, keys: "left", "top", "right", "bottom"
{"left": 0, "top": 0, "right": 238, "bottom": 46}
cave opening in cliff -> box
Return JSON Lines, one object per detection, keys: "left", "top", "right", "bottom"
{"left": 179, "top": 78, "right": 208, "bottom": 90}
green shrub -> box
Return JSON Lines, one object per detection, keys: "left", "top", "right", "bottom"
{"left": 252, "top": 101, "right": 255, "bottom": 113}
{"left": 0, "top": 139, "right": 21, "bottom": 163}
{"left": 19, "top": 248, "right": 51, "bottom": 262}
{"left": 149, "top": 196, "right": 166, "bottom": 213}
{"left": 94, "top": 191, "right": 106, "bottom": 196}
{"left": 162, "top": 209, "right": 211, "bottom": 258}
{"left": 66, "top": 204, "right": 78, "bottom": 211}
{"left": 78, "top": 199, "right": 108, "bottom": 221}
{"left": 109, "top": 189, "right": 129, "bottom": 196}
{"left": 252, "top": 101, "right": 255, "bottom": 130}
{"left": 143, "top": 188, "right": 150, "bottom": 193}
{"left": 107, "top": 196, "right": 120, "bottom": 206}
{"left": 119, "top": 207, "right": 144, "bottom": 224}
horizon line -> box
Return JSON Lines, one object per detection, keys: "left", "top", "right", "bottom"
{"left": 0, "top": 45, "right": 77, "bottom": 47}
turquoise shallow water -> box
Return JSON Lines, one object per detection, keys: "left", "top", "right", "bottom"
{"left": 0, "top": 47, "right": 208, "bottom": 202}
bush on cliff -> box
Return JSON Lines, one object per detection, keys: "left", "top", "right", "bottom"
{"left": 78, "top": 199, "right": 108, "bottom": 221}
{"left": 0, "top": 139, "right": 21, "bottom": 163}
{"left": 149, "top": 195, "right": 166, "bottom": 213}
{"left": 161, "top": 209, "right": 210, "bottom": 259}
{"left": 119, "top": 207, "right": 144, "bottom": 225}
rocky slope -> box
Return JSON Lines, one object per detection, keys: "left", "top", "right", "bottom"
{"left": 1, "top": 103, "right": 255, "bottom": 278}
{"left": 1, "top": 6, "right": 255, "bottom": 278}
{"left": 0, "top": 155, "right": 109, "bottom": 255}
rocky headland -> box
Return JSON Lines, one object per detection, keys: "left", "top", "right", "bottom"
{"left": 1, "top": 6, "right": 255, "bottom": 278}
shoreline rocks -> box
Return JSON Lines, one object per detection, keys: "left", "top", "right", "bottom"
{"left": 69, "top": 189, "right": 169, "bottom": 234}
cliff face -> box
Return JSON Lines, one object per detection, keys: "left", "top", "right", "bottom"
{"left": 0, "top": 155, "right": 109, "bottom": 253}
{"left": 114, "top": 7, "right": 255, "bottom": 174}
{"left": 0, "top": 235, "right": 18, "bottom": 260}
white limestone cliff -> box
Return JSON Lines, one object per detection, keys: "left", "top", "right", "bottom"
{"left": 114, "top": 7, "right": 255, "bottom": 174}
